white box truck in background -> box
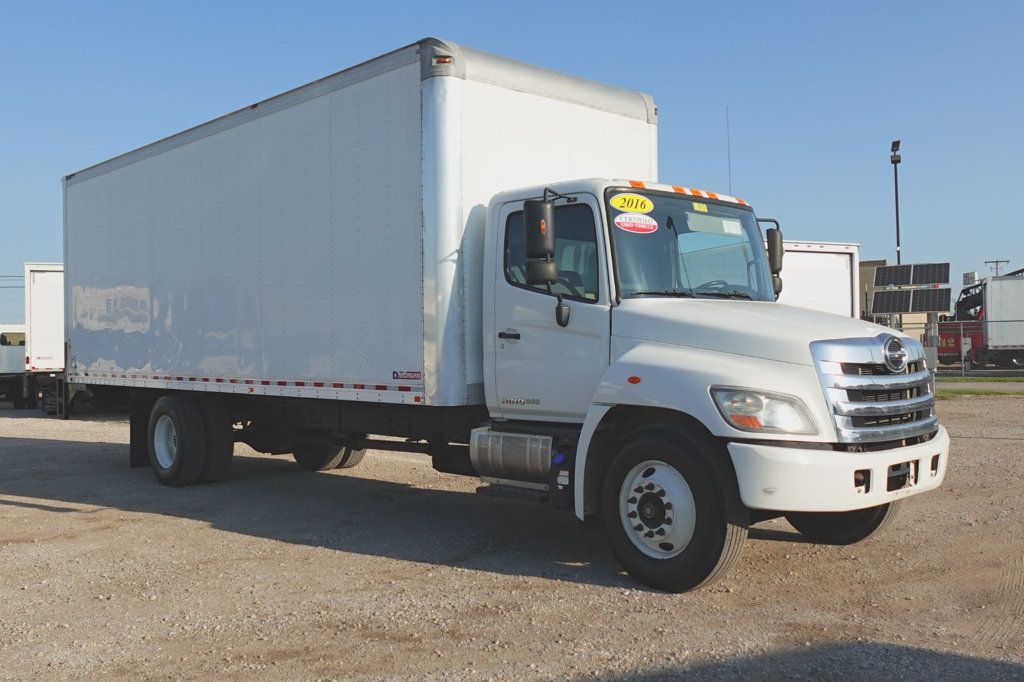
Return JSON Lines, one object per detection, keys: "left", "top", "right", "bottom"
{"left": 64, "top": 38, "right": 948, "bottom": 592}
{"left": 0, "top": 323, "right": 26, "bottom": 406}
{"left": 775, "top": 241, "right": 860, "bottom": 317}
{"left": 23, "top": 262, "right": 65, "bottom": 412}
{"left": 939, "top": 268, "right": 1024, "bottom": 368}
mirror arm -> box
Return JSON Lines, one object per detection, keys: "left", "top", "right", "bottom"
{"left": 543, "top": 188, "right": 577, "bottom": 204}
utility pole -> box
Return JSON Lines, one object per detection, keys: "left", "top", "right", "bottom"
{"left": 986, "top": 259, "right": 1009, "bottom": 276}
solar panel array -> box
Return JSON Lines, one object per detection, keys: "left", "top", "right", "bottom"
{"left": 874, "top": 262, "right": 950, "bottom": 287}
{"left": 873, "top": 264, "right": 912, "bottom": 287}
{"left": 910, "top": 262, "right": 950, "bottom": 285}
{"left": 872, "top": 288, "right": 951, "bottom": 314}
{"left": 910, "top": 287, "right": 952, "bottom": 313}
{"left": 872, "top": 290, "right": 912, "bottom": 313}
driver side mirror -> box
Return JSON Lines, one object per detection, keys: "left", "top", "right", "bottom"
{"left": 523, "top": 199, "right": 558, "bottom": 286}
{"left": 765, "top": 226, "right": 784, "bottom": 275}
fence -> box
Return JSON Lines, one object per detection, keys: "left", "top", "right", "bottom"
{"left": 888, "top": 318, "right": 1024, "bottom": 376}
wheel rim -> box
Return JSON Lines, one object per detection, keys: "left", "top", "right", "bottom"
{"left": 619, "top": 459, "right": 697, "bottom": 559}
{"left": 153, "top": 414, "right": 178, "bottom": 470}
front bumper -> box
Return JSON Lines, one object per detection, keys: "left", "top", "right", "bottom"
{"left": 727, "top": 425, "right": 949, "bottom": 512}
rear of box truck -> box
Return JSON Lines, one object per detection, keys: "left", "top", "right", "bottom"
{"left": 25, "top": 263, "right": 64, "bottom": 374}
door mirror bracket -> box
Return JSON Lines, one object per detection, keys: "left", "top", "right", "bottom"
{"left": 555, "top": 295, "right": 571, "bottom": 327}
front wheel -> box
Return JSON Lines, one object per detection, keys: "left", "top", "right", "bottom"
{"left": 785, "top": 500, "right": 902, "bottom": 545}
{"left": 600, "top": 425, "right": 747, "bottom": 592}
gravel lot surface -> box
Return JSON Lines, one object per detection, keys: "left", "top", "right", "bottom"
{"left": 1, "top": 397, "right": 1022, "bottom": 679}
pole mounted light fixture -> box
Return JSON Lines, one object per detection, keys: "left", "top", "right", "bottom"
{"left": 891, "top": 139, "right": 902, "bottom": 264}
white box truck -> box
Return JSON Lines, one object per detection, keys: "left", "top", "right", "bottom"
{"left": 775, "top": 241, "right": 860, "bottom": 318}
{"left": 939, "top": 268, "right": 1024, "bottom": 368}
{"left": 23, "top": 262, "right": 65, "bottom": 412}
{"left": 64, "top": 38, "right": 948, "bottom": 592}
{"left": 0, "top": 323, "right": 26, "bottom": 406}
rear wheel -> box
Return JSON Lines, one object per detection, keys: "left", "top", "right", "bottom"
{"left": 292, "top": 443, "right": 362, "bottom": 471}
{"left": 148, "top": 394, "right": 206, "bottom": 486}
{"left": 600, "top": 425, "right": 747, "bottom": 592}
{"left": 785, "top": 501, "right": 902, "bottom": 545}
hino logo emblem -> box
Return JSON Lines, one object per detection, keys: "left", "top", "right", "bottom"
{"left": 882, "top": 335, "right": 908, "bottom": 373}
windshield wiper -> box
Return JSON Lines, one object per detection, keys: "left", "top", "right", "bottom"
{"left": 695, "top": 290, "right": 753, "bottom": 300}
{"left": 626, "top": 290, "right": 695, "bottom": 298}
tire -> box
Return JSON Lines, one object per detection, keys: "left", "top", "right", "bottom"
{"left": 333, "top": 446, "right": 365, "bottom": 469}
{"left": 198, "top": 398, "right": 234, "bottom": 483}
{"left": 292, "top": 443, "right": 359, "bottom": 471}
{"left": 599, "top": 425, "right": 747, "bottom": 593}
{"left": 785, "top": 500, "right": 902, "bottom": 545}
{"left": 148, "top": 394, "right": 207, "bottom": 486}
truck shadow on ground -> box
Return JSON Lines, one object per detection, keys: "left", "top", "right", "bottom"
{"left": 612, "top": 642, "right": 1024, "bottom": 680}
{"left": 0, "top": 430, "right": 630, "bottom": 588}
{"left": 0, "top": 427, "right": 809, "bottom": 590}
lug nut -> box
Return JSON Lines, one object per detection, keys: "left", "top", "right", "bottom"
{"left": 627, "top": 511, "right": 637, "bottom": 519}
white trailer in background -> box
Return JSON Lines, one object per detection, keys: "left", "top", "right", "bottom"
{"left": 0, "top": 323, "right": 26, "bottom": 406}
{"left": 24, "top": 262, "right": 65, "bottom": 411}
{"left": 775, "top": 241, "right": 860, "bottom": 318}
{"left": 63, "top": 38, "right": 947, "bottom": 592}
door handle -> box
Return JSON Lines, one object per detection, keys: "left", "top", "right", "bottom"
{"left": 498, "top": 330, "right": 521, "bottom": 340}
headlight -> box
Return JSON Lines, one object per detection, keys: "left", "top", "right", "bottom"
{"left": 710, "top": 387, "right": 817, "bottom": 435}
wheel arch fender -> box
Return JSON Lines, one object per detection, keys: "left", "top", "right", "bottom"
{"left": 573, "top": 347, "right": 736, "bottom": 520}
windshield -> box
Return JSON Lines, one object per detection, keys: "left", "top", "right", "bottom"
{"left": 605, "top": 189, "right": 774, "bottom": 302}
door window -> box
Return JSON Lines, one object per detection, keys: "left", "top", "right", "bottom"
{"left": 504, "top": 203, "right": 600, "bottom": 302}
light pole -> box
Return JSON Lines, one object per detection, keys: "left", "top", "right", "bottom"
{"left": 891, "top": 140, "right": 902, "bottom": 264}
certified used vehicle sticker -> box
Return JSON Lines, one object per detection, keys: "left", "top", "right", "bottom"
{"left": 614, "top": 213, "right": 658, "bottom": 234}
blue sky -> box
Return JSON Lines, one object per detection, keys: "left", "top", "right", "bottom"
{"left": 1, "top": 1, "right": 1021, "bottom": 321}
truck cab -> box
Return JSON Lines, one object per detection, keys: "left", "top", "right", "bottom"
{"left": 483, "top": 178, "right": 948, "bottom": 591}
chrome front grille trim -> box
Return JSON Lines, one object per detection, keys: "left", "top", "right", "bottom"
{"left": 811, "top": 333, "right": 936, "bottom": 444}
{"left": 832, "top": 393, "right": 935, "bottom": 418}
{"left": 824, "top": 369, "right": 932, "bottom": 392}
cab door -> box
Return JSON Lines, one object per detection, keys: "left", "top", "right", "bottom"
{"left": 492, "top": 196, "right": 611, "bottom": 421}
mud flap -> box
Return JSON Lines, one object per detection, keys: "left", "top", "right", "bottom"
{"left": 129, "top": 392, "right": 158, "bottom": 468}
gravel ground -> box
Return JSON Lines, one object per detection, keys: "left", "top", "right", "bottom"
{"left": 0, "top": 397, "right": 1022, "bottom": 679}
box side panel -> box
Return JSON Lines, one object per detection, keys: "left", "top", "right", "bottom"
{"left": 25, "top": 266, "right": 65, "bottom": 372}
{"left": 455, "top": 79, "right": 657, "bottom": 393}
{"left": 65, "top": 61, "right": 425, "bottom": 400}
{"left": 776, "top": 250, "right": 856, "bottom": 317}
{"left": 986, "top": 278, "right": 1024, "bottom": 348}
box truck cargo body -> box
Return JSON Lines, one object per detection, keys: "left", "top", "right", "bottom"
{"left": 64, "top": 41, "right": 656, "bottom": 406}
{"left": 938, "top": 269, "right": 1024, "bottom": 367}
{"left": 775, "top": 241, "right": 860, "bottom": 318}
{"left": 0, "top": 323, "right": 25, "bottom": 405}
{"left": 64, "top": 39, "right": 947, "bottom": 592}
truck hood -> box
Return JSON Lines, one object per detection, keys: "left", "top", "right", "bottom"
{"left": 613, "top": 298, "right": 892, "bottom": 366}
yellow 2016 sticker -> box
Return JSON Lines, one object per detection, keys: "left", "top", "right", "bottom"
{"left": 692, "top": 202, "right": 708, "bottom": 213}
{"left": 610, "top": 193, "right": 654, "bottom": 213}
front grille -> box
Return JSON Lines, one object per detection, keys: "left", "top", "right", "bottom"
{"left": 840, "top": 360, "right": 924, "bottom": 376}
{"left": 812, "top": 335, "right": 937, "bottom": 444}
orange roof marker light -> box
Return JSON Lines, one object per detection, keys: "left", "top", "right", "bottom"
{"left": 622, "top": 180, "right": 748, "bottom": 207}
